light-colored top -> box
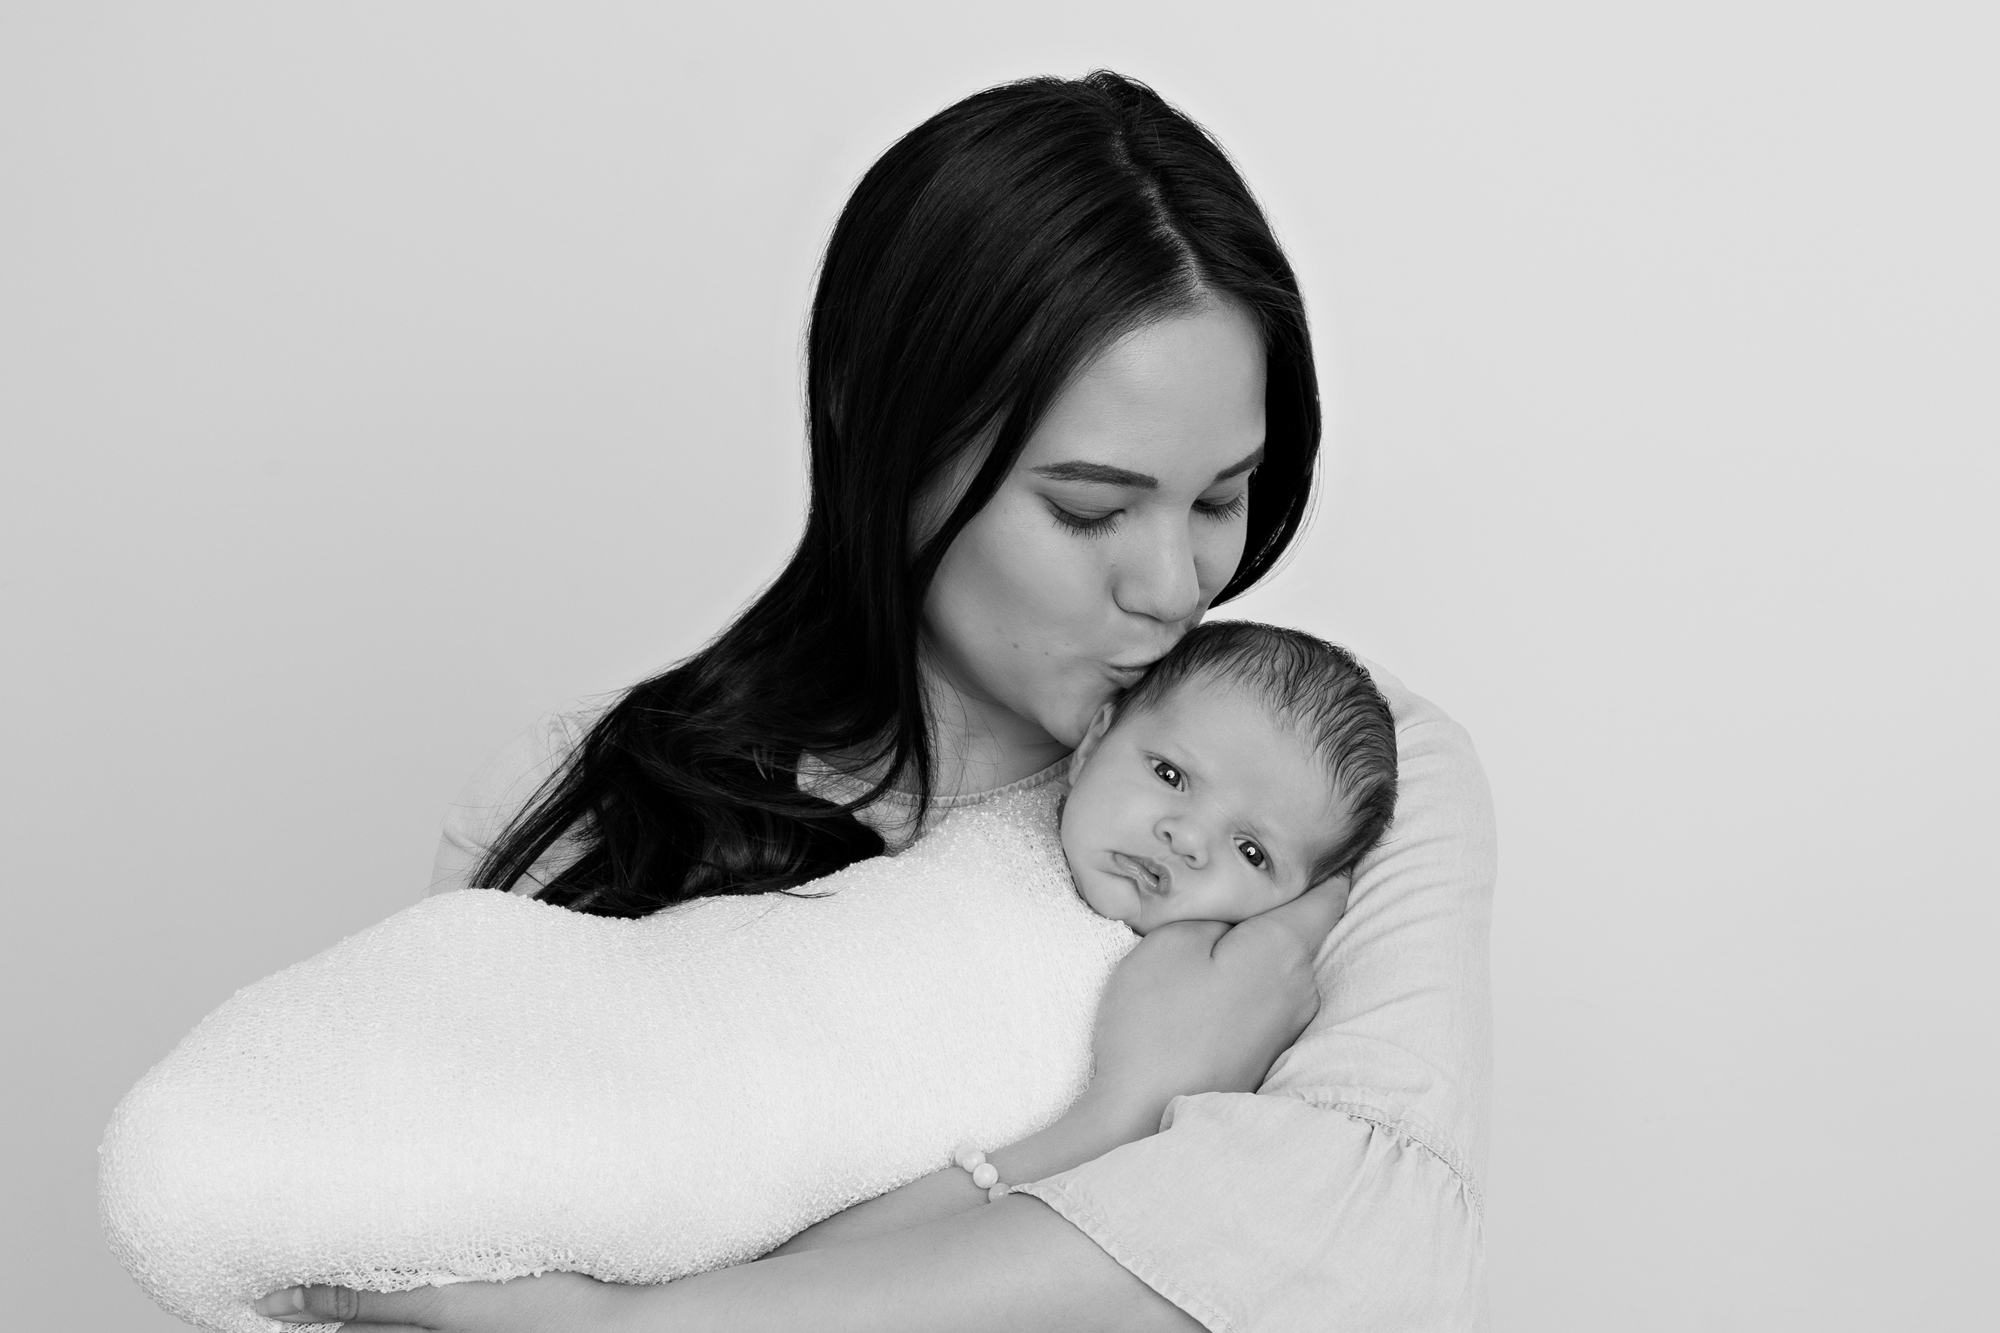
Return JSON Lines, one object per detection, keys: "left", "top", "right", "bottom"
{"left": 428, "top": 661, "right": 1496, "bottom": 1333}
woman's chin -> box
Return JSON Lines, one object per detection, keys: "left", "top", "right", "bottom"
{"left": 1040, "top": 687, "right": 1119, "bottom": 750}
{"left": 1036, "top": 706, "right": 1094, "bottom": 751}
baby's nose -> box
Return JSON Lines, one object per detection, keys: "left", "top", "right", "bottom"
{"left": 1157, "top": 819, "right": 1207, "bottom": 867}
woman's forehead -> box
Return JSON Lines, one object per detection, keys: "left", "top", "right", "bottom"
{"left": 1014, "top": 305, "right": 1267, "bottom": 482}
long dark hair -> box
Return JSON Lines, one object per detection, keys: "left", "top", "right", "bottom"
{"left": 474, "top": 71, "right": 1323, "bottom": 917}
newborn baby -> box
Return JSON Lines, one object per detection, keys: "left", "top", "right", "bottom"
{"left": 100, "top": 622, "right": 1395, "bottom": 1333}
{"left": 1060, "top": 620, "right": 1397, "bottom": 935}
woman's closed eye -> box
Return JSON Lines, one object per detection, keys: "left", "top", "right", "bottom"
{"left": 1045, "top": 485, "right": 1250, "bottom": 538}
{"left": 1193, "top": 490, "right": 1249, "bottom": 521}
{"left": 1047, "top": 502, "right": 1121, "bottom": 536}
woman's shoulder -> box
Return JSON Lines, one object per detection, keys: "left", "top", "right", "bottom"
{"left": 457, "top": 697, "right": 613, "bottom": 812}
{"left": 423, "top": 696, "right": 615, "bottom": 898}
{"left": 1353, "top": 655, "right": 1489, "bottom": 811}
{"left": 1335, "top": 656, "right": 1496, "bottom": 972}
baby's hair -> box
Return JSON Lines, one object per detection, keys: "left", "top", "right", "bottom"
{"left": 1117, "top": 621, "right": 1398, "bottom": 884}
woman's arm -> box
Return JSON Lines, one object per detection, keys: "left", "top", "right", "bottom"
{"left": 610, "top": 1194, "right": 1203, "bottom": 1333}
{"left": 265, "top": 1198, "right": 1203, "bottom": 1333}
{"left": 765, "top": 1087, "right": 1154, "bottom": 1257}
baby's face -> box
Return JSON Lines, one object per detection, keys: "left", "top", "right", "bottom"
{"left": 1059, "top": 673, "right": 1349, "bottom": 935}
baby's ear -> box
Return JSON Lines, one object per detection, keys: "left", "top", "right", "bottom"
{"left": 1069, "top": 701, "right": 1119, "bottom": 777}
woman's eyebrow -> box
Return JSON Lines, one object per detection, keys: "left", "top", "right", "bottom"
{"left": 1030, "top": 446, "right": 1264, "bottom": 489}
{"left": 1031, "top": 461, "right": 1157, "bottom": 488}
{"left": 1213, "top": 446, "right": 1264, "bottom": 482}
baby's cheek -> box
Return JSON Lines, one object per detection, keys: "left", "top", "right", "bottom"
{"left": 1079, "top": 869, "right": 1132, "bottom": 921}
{"left": 1166, "top": 880, "right": 1263, "bottom": 928}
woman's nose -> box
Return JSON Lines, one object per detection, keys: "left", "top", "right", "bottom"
{"left": 1114, "top": 515, "right": 1203, "bottom": 624}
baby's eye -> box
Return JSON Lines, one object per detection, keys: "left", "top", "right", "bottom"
{"left": 1151, "top": 759, "right": 1184, "bottom": 789}
{"left": 1236, "top": 839, "right": 1268, "bottom": 870}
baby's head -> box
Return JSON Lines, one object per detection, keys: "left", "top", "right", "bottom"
{"left": 1060, "top": 622, "right": 1397, "bottom": 935}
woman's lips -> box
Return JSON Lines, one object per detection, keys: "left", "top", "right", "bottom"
{"left": 1111, "top": 852, "right": 1171, "bottom": 897}
{"left": 1106, "top": 649, "right": 1171, "bottom": 676}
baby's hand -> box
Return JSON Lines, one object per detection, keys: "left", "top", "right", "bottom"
{"left": 1212, "top": 869, "right": 1351, "bottom": 966}
{"left": 1080, "top": 873, "right": 1350, "bottom": 1128}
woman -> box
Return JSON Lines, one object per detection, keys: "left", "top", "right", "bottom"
{"left": 260, "top": 72, "right": 1494, "bottom": 1332}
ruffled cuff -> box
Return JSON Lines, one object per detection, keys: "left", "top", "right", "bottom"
{"left": 1015, "top": 1090, "right": 1487, "bottom": 1333}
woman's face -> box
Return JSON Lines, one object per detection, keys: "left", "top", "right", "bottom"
{"left": 922, "top": 300, "right": 1268, "bottom": 752}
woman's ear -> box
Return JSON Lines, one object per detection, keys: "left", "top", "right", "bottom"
{"left": 1069, "top": 701, "right": 1119, "bottom": 777}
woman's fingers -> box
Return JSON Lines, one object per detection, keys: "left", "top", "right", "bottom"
{"left": 254, "top": 1272, "right": 616, "bottom": 1330}
{"left": 256, "top": 1283, "right": 439, "bottom": 1326}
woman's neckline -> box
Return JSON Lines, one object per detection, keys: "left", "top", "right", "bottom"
{"left": 796, "top": 752, "right": 1072, "bottom": 810}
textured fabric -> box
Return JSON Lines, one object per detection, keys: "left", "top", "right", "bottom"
{"left": 791, "top": 752, "right": 1077, "bottom": 855}
{"left": 428, "top": 661, "right": 1496, "bottom": 1332}
{"left": 98, "top": 781, "right": 1136, "bottom": 1333}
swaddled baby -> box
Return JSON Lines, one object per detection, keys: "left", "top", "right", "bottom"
{"left": 100, "top": 622, "right": 1395, "bottom": 1333}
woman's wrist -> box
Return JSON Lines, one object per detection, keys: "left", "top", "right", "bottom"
{"left": 768, "top": 1090, "right": 1162, "bottom": 1259}
{"left": 987, "top": 1090, "right": 1162, "bottom": 1189}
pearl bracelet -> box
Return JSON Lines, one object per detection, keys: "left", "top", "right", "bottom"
{"left": 952, "top": 1144, "right": 1012, "bottom": 1202}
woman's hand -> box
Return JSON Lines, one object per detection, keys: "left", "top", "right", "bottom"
{"left": 254, "top": 1272, "right": 625, "bottom": 1332}
{"left": 1077, "top": 873, "right": 1350, "bottom": 1134}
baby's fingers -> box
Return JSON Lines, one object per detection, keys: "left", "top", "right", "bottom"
{"left": 1216, "top": 873, "right": 1351, "bottom": 968}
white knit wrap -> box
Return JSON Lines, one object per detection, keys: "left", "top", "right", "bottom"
{"left": 98, "top": 782, "right": 1136, "bottom": 1332}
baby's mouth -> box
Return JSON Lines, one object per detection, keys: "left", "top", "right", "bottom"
{"left": 1110, "top": 852, "right": 1171, "bottom": 897}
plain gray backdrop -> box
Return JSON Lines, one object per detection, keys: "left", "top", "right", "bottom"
{"left": 5, "top": 3, "right": 1995, "bottom": 1330}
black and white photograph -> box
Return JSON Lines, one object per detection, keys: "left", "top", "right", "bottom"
{"left": 6, "top": 4, "right": 1994, "bottom": 1331}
